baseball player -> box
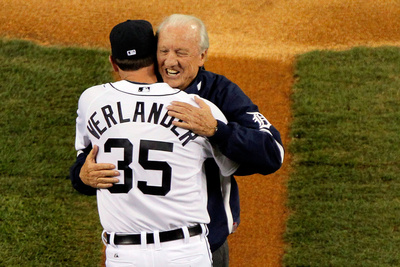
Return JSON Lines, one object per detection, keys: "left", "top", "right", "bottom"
{"left": 75, "top": 20, "right": 238, "bottom": 266}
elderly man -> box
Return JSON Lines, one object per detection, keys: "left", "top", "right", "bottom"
{"left": 70, "top": 14, "right": 284, "bottom": 267}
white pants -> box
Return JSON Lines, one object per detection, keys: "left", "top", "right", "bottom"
{"left": 104, "top": 229, "right": 212, "bottom": 267}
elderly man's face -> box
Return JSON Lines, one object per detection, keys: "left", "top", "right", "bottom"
{"left": 157, "top": 24, "right": 207, "bottom": 90}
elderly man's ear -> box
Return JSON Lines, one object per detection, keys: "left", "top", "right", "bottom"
{"left": 200, "top": 49, "right": 208, "bottom": 66}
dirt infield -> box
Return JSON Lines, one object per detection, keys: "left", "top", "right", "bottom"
{"left": 2, "top": 0, "right": 400, "bottom": 266}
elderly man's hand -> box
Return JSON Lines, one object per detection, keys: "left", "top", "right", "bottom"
{"left": 79, "top": 145, "right": 120, "bottom": 189}
{"left": 167, "top": 96, "right": 218, "bottom": 137}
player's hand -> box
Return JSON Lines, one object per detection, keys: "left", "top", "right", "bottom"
{"left": 167, "top": 96, "right": 218, "bottom": 137}
{"left": 79, "top": 145, "right": 120, "bottom": 189}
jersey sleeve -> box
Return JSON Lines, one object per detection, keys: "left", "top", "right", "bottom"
{"left": 71, "top": 85, "right": 103, "bottom": 195}
{"left": 71, "top": 86, "right": 100, "bottom": 195}
{"left": 210, "top": 144, "right": 239, "bottom": 176}
{"left": 75, "top": 84, "right": 106, "bottom": 151}
{"left": 189, "top": 94, "right": 240, "bottom": 176}
{"left": 75, "top": 87, "right": 93, "bottom": 151}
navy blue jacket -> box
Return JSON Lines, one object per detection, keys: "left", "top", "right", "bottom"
{"left": 70, "top": 68, "right": 284, "bottom": 252}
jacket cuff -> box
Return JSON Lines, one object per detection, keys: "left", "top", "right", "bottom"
{"left": 208, "top": 120, "right": 230, "bottom": 144}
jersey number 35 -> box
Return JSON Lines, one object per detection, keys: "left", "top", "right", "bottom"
{"left": 104, "top": 138, "right": 173, "bottom": 196}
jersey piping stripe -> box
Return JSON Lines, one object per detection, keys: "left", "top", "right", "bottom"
{"left": 108, "top": 82, "right": 182, "bottom": 97}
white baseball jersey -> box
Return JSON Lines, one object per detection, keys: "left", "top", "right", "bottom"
{"left": 75, "top": 80, "right": 239, "bottom": 234}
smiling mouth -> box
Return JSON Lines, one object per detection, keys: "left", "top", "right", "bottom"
{"left": 166, "top": 68, "right": 179, "bottom": 76}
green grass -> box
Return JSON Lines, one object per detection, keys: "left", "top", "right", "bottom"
{"left": 285, "top": 47, "right": 400, "bottom": 267}
{"left": 0, "top": 39, "right": 112, "bottom": 266}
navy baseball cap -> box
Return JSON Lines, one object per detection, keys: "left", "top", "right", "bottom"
{"left": 109, "top": 20, "right": 156, "bottom": 60}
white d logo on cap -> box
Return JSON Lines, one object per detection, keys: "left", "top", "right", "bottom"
{"left": 127, "top": 49, "right": 137, "bottom": 56}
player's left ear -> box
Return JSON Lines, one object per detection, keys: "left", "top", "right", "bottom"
{"left": 109, "top": 55, "right": 119, "bottom": 72}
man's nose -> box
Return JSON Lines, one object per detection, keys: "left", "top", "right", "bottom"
{"left": 164, "top": 52, "right": 178, "bottom": 66}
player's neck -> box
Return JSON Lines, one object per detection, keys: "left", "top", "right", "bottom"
{"left": 119, "top": 65, "right": 158, "bottom": 84}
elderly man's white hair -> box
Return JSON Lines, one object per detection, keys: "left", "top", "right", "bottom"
{"left": 157, "top": 14, "right": 210, "bottom": 53}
